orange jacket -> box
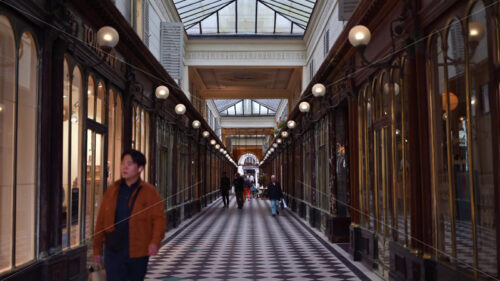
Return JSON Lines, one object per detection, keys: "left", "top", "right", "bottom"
{"left": 93, "top": 179, "right": 166, "bottom": 258}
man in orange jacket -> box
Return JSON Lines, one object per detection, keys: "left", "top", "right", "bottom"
{"left": 93, "top": 149, "right": 166, "bottom": 281}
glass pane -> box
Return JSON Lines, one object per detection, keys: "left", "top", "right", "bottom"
{"left": 62, "top": 59, "right": 71, "bottom": 249}
{"left": 252, "top": 101, "right": 260, "bottom": 114}
{"left": 275, "top": 14, "right": 292, "bottom": 33}
{"left": 87, "top": 76, "right": 95, "bottom": 120}
{"left": 243, "top": 99, "right": 251, "bottom": 115}
{"left": 200, "top": 13, "right": 217, "bottom": 34}
{"left": 447, "top": 20, "right": 472, "bottom": 269}
{"left": 335, "top": 108, "right": 348, "bottom": 217}
{"left": 114, "top": 95, "right": 122, "bottom": 182}
{"left": 256, "top": 2, "right": 274, "bottom": 33}
{"left": 108, "top": 90, "right": 115, "bottom": 186}
{"left": 186, "top": 24, "right": 200, "bottom": 35}
{"left": 235, "top": 101, "right": 243, "bottom": 115}
{"left": 468, "top": 2, "right": 496, "bottom": 277}
{"left": 237, "top": 0, "right": 256, "bottom": 33}
{"left": 70, "top": 67, "right": 83, "bottom": 247}
{"left": 227, "top": 106, "right": 235, "bottom": 115}
{"left": 429, "top": 35, "right": 452, "bottom": 259}
{"left": 16, "top": 31, "right": 38, "bottom": 266}
{"left": 218, "top": 2, "right": 236, "bottom": 33}
{"left": 96, "top": 82, "right": 105, "bottom": 123}
{"left": 0, "top": 14, "right": 15, "bottom": 272}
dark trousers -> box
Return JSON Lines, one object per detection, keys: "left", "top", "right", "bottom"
{"left": 221, "top": 191, "right": 229, "bottom": 206}
{"left": 235, "top": 191, "right": 244, "bottom": 208}
{"left": 105, "top": 248, "right": 149, "bottom": 281}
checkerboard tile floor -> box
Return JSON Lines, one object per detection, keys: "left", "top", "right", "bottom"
{"left": 146, "top": 197, "right": 373, "bottom": 281}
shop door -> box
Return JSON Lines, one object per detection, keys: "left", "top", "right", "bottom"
{"left": 84, "top": 129, "right": 105, "bottom": 258}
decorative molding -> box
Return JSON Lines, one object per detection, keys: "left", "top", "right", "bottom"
{"left": 185, "top": 51, "right": 306, "bottom": 66}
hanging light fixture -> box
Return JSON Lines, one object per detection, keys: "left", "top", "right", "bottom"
{"left": 192, "top": 120, "right": 201, "bottom": 129}
{"left": 155, "top": 85, "right": 169, "bottom": 99}
{"left": 281, "top": 131, "right": 289, "bottom": 138}
{"left": 202, "top": 131, "right": 210, "bottom": 138}
{"left": 210, "top": 139, "right": 216, "bottom": 145}
{"left": 175, "top": 104, "right": 186, "bottom": 115}
{"left": 97, "top": 26, "right": 120, "bottom": 48}
{"left": 287, "top": 120, "right": 296, "bottom": 129}
{"left": 299, "top": 101, "right": 310, "bottom": 113}
{"left": 272, "top": 143, "right": 278, "bottom": 148}
{"left": 276, "top": 138, "right": 282, "bottom": 144}
{"left": 215, "top": 144, "right": 220, "bottom": 149}
{"left": 312, "top": 83, "right": 326, "bottom": 97}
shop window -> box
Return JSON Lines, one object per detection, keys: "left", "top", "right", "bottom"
{"left": 335, "top": 107, "right": 349, "bottom": 217}
{"left": 87, "top": 76, "right": 95, "bottom": 119}
{"left": 467, "top": 1, "right": 496, "bottom": 276}
{"left": 0, "top": 19, "right": 39, "bottom": 272}
{"left": 427, "top": 2, "right": 497, "bottom": 276}
{"left": 62, "top": 61, "right": 83, "bottom": 249}
{"left": 107, "top": 90, "right": 123, "bottom": 185}
{"left": 316, "top": 117, "right": 329, "bottom": 212}
{"left": 95, "top": 82, "right": 105, "bottom": 123}
{"left": 131, "top": 105, "right": 150, "bottom": 180}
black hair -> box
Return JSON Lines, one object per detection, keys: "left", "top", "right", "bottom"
{"left": 121, "top": 149, "right": 146, "bottom": 167}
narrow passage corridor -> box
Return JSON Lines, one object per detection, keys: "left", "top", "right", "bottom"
{"left": 146, "top": 197, "right": 376, "bottom": 281}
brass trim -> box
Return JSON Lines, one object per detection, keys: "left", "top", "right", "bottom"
{"left": 443, "top": 19, "right": 458, "bottom": 261}
{"left": 463, "top": 10, "right": 479, "bottom": 278}
{"left": 426, "top": 34, "right": 440, "bottom": 257}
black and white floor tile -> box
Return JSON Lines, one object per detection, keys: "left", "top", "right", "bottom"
{"left": 146, "top": 197, "right": 375, "bottom": 281}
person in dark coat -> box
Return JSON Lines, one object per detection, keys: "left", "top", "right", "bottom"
{"left": 233, "top": 173, "right": 245, "bottom": 209}
{"left": 220, "top": 172, "right": 231, "bottom": 208}
{"left": 267, "top": 175, "right": 284, "bottom": 216}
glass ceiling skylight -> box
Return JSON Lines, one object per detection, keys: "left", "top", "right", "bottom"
{"left": 214, "top": 99, "right": 283, "bottom": 116}
{"left": 173, "top": 0, "right": 317, "bottom": 36}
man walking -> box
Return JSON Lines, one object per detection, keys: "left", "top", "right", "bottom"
{"left": 234, "top": 173, "right": 245, "bottom": 209}
{"left": 93, "top": 149, "right": 166, "bottom": 281}
{"left": 220, "top": 171, "right": 230, "bottom": 208}
{"left": 267, "top": 175, "right": 284, "bottom": 216}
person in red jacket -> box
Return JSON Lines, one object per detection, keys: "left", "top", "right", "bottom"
{"left": 93, "top": 149, "right": 166, "bottom": 281}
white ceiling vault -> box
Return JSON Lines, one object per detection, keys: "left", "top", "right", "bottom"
{"left": 173, "top": 0, "right": 317, "bottom": 36}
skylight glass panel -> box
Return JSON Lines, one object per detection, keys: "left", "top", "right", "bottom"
{"left": 174, "top": 0, "right": 317, "bottom": 36}
{"left": 252, "top": 101, "right": 260, "bottom": 114}
{"left": 201, "top": 13, "right": 218, "bottom": 34}
{"left": 238, "top": 0, "right": 256, "bottom": 33}
{"left": 260, "top": 107, "right": 268, "bottom": 114}
{"left": 275, "top": 13, "right": 291, "bottom": 33}
{"left": 187, "top": 24, "right": 200, "bottom": 34}
{"left": 256, "top": 2, "right": 274, "bottom": 33}
{"left": 235, "top": 101, "right": 243, "bottom": 115}
{"left": 243, "top": 99, "right": 252, "bottom": 115}
{"left": 218, "top": 2, "right": 236, "bottom": 33}
{"left": 228, "top": 106, "right": 235, "bottom": 115}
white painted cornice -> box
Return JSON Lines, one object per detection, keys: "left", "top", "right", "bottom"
{"left": 185, "top": 39, "right": 306, "bottom": 66}
{"left": 221, "top": 116, "right": 276, "bottom": 128}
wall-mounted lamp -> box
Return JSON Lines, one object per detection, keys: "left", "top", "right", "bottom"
{"left": 210, "top": 139, "right": 216, "bottom": 145}
{"left": 287, "top": 120, "right": 296, "bottom": 129}
{"left": 281, "top": 131, "right": 289, "bottom": 138}
{"left": 215, "top": 144, "right": 220, "bottom": 149}
{"left": 299, "top": 101, "right": 310, "bottom": 113}
{"left": 272, "top": 143, "right": 278, "bottom": 148}
{"left": 192, "top": 120, "right": 201, "bottom": 129}
{"left": 276, "top": 138, "right": 282, "bottom": 144}
{"left": 155, "top": 85, "right": 169, "bottom": 99}
{"left": 175, "top": 104, "right": 186, "bottom": 115}
{"left": 312, "top": 83, "right": 326, "bottom": 97}
{"left": 202, "top": 131, "right": 210, "bottom": 138}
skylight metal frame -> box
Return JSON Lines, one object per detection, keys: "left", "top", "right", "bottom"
{"left": 173, "top": 0, "right": 316, "bottom": 36}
